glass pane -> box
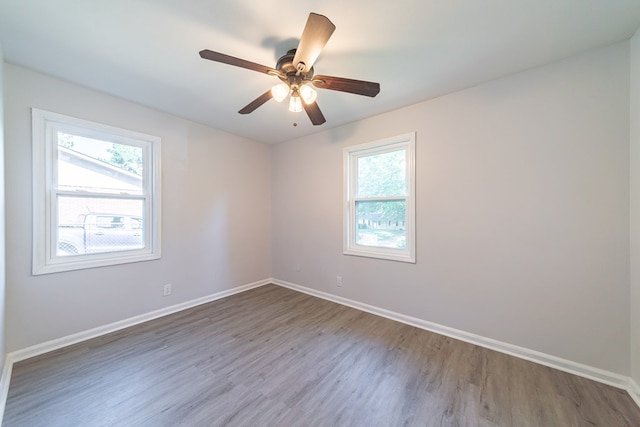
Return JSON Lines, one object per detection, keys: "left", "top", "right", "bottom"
{"left": 355, "top": 200, "right": 406, "bottom": 249}
{"left": 57, "top": 195, "right": 144, "bottom": 256}
{"left": 57, "top": 132, "right": 143, "bottom": 194}
{"left": 357, "top": 149, "right": 406, "bottom": 198}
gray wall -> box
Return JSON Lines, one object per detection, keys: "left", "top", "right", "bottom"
{"left": 0, "top": 44, "right": 6, "bottom": 372}
{"left": 631, "top": 30, "right": 640, "bottom": 389}
{"left": 272, "top": 42, "right": 631, "bottom": 375}
{"left": 4, "top": 65, "right": 272, "bottom": 352}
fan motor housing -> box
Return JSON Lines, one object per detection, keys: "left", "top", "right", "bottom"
{"left": 276, "top": 49, "right": 314, "bottom": 82}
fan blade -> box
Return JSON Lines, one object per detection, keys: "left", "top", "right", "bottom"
{"left": 302, "top": 101, "right": 326, "bottom": 125}
{"left": 239, "top": 90, "right": 273, "bottom": 114}
{"left": 312, "top": 75, "right": 380, "bottom": 97}
{"left": 199, "top": 50, "right": 277, "bottom": 75}
{"left": 292, "top": 13, "right": 336, "bottom": 73}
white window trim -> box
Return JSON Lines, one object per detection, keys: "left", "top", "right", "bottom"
{"left": 343, "top": 132, "right": 416, "bottom": 263}
{"left": 32, "top": 108, "right": 162, "bottom": 275}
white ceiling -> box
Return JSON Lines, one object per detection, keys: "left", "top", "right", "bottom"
{"left": 1, "top": 1, "right": 640, "bottom": 144}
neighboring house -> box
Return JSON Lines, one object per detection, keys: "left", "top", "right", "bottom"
{"left": 57, "top": 146, "right": 142, "bottom": 224}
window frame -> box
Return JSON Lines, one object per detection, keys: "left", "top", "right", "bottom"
{"left": 32, "top": 108, "right": 162, "bottom": 275}
{"left": 343, "top": 132, "right": 416, "bottom": 263}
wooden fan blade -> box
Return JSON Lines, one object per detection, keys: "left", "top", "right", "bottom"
{"left": 292, "top": 13, "right": 336, "bottom": 73}
{"left": 302, "top": 101, "right": 326, "bottom": 125}
{"left": 312, "top": 75, "right": 380, "bottom": 97}
{"left": 239, "top": 90, "right": 273, "bottom": 114}
{"left": 199, "top": 49, "right": 277, "bottom": 75}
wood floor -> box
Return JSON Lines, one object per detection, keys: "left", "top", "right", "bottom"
{"left": 4, "top": 285, "right": 640, "bottom": 426}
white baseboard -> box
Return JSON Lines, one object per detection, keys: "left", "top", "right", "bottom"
{"left": 272, "top": 279, "right": 632, "bottom": 392}
{"left": 8, "top": 278, "right": 271, "bottom": 363}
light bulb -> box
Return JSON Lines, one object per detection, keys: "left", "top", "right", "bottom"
{"left": 271, "top": 83, "right": 289, "bottom": 103}
{"left": 288, "top": 95, "right": 302, "bottom": 112}
{"left": 299, "top": 84, "right": 317, "bottom": 104}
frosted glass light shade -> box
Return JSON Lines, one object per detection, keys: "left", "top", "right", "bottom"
{"left": 289, "top": 95, "right": 302, "bottom": 112}
{"left": 271, "top": 83, "right": 289, "bottom": 102}
{"left": 299, "top": 84, "right": 317, "bottom": 104}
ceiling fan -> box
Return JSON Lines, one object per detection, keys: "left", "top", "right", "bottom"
{"left": 199, "top": 12, "right": 380, "bottom": 126}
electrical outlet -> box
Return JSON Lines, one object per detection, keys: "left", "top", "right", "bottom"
{"left": 163, "top": 283, "right": 172, "bottom": 296}
{"left": 336, "top": 276, "right": 343, "bottom": 287}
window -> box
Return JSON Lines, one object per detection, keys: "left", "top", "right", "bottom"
{"left": 32, "top": 108, "right": 161, "bottom": 275}
{"left": 344, "top": 132, "right": 415, "bottom": 263}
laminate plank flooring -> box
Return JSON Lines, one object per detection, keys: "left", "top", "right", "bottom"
{"left": 4, "top": 284, "right": 640, "bottom": 426}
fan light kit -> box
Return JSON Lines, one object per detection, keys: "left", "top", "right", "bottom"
{"left": 199, "top": 13, "right": 380, "bottom": 125}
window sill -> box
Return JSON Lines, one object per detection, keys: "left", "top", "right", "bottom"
{"left": 33, "top": 251, "right": 161, "bottom": 275}
{"left": 343, "top": 247, "right": 415, "bottom": 263}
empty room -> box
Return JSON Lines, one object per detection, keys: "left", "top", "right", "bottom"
{"left": 1, "top": 1, "right": 640, "bottom": 425}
